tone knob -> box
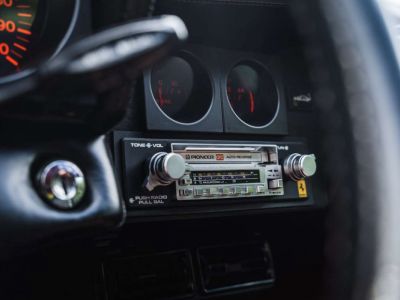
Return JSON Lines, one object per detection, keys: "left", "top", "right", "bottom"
{"left": 283, "top": 153, "right": 317, "bottom": 181}
{"left": 37, "top": 160, "right": 86, "bottom": 209}
{"left": 145, "top": 152, "right": 186, "bottom": 191}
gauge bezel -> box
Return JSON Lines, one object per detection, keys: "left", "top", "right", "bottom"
{"left": 144, "top": 46, "right": 288, "bottom": 135}
{"left": 149, "top": 51, "right": 214, "bottom": 126}
{"left": 144, "top": 47, "right": 224, "bottom": 133}
{"left": 220, "top": 51, "right": 288, "bottom": 135}
{"left": 0, "top": 0, "right": 80, "bottom": 84}
{"left": 225, "top": 59, "right": 281, "bottom": 129}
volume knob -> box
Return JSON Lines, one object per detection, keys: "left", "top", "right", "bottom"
{"left": 284, "top": 154, "right": 317, "bottom": 181}
{"left": 145, "top": 152, "right": 186, "bottom": 191}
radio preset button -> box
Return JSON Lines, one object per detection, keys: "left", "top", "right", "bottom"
{"left": 224, "top": 187, "right": 235, "bottom": 196}
{"left": 236, "top": 187, "right": 250, "bottom": 195}
{"left": 179, "top": 189, "right": 193, "bottom": 197}
{"left": 215, "top": 188, "right": 224, "bottom": 196}
{"left": 194, "top": 188, "right": 211, "bottom": 197}
{"left": 257, "top": 186, "right": 266, "bottom": 194}
{"left": 247, "top": 186, "right": 255, "bottom": 194}
{"left": 209, "top": 188, "right": 219, "bottom": 196}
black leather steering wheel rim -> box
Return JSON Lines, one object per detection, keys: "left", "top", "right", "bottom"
{"left": 294, "top": 1, "right": 400, "bottom": 299}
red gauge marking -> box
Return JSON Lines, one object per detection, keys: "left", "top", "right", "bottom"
{"left": 18, "top": 21, "right": 31, "bottom": 26}
{"left": 17, "top": 36, "right": 29, "bottom": 43}
{"left": 5, "top": 55, "right": 18, "bottom": 66}
{"left": 17, "top": 13, "right": 32, "bottom": 18}
{"left": 13, "top": 42, "right": 26, "bottom": 51}
{"left": 0, "top": 0, "right": 38, "bottom": 76}
{"left": 11, "top": 50, "right": 22, "bottom": 58}
{"left": 249, "top": 90, "right": 255, "bottom": 113}
{"left": 17, "top": 28, "right": 31, "bottom": 35}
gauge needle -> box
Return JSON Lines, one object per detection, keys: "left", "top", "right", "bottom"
{"left": 158, "top": 86, "right": 165, "bottom": 107}
{"left": 249, "top": 90, "right": 255, "bottom": 113}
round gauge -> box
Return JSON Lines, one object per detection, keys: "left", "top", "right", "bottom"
{"left": 151, "top": 55, "right": 212, "bottom": 124}
{"left": 0, "top": 0, "right": 77, "bottom": 82}
{"left": 227, "top": 61, "right": 279, "bottom": 127}
{"left": 0, "top": 0, "right": 41, "bottom": 77}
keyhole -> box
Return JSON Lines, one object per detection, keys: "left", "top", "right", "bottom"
{"left": 51, "top": 170, "right": 77, "bottom": 201}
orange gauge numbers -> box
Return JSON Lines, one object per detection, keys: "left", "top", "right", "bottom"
{"left": 0, "top": 0, "right": 38, "bottom": 74}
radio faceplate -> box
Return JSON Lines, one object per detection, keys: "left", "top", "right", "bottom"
{"left": 171, "top": 144, "right": 284, "bottom": 200}
{"left": 120, "top": 137, "right": 316, "bottom": 211}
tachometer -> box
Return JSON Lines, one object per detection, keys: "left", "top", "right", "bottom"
{"left": 0, "top": 0, "right": 40, "bottom": 77}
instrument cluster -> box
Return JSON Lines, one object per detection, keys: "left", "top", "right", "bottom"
{"left": 0, "top": 0, "right": 79, "bottom": 83}
{"left": 144, "top": 46, "right": 288, "bottom": 135}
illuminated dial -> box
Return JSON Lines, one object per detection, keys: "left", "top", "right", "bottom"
{"left": 153, "top": 57, "right": 194, "bottom": 118}
{"left": 227, "top": 62, "right": 279, "bottom": 127}
{"left": 0, "top": 0, "right": 40, "bottom": 77}
{"left": 151, "top": 55, "right": 212, "bottom": 124}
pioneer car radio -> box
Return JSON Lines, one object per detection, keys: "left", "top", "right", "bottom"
{"left": 167, "top": 144, "right": 284, "bottom": 201}
{"left": 120, "top": 137, "right": 317, "bottom": 210}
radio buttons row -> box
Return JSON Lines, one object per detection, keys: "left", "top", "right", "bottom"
{"left": 178, "top": 185, "right": 278, "bottom": 198}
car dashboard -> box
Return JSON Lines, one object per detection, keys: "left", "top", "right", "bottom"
{"left": 112, "top": 1, "right": 326, "bottom": 219}
{"left": 0, "top": 1, "right": 329, "bottom": 300}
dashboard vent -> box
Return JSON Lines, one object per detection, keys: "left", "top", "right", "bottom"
{"left": 197, "top": 242, "right": 275, "bottom": 293}
{"left": 104, "top": 251, "right": 195, "bottom": 300}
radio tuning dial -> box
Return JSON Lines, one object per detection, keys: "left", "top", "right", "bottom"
{"left": 145, "top": 152, "right": 186, "bottom": 191}
{"left": 283, "top": 154, "right": 317, "bottom": 181}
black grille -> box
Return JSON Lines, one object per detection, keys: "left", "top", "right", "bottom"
{"left": 197, "top": 243, "right": 275, "bottom": 293}
{"left": 104, "top": 251, "right": 195, "bottom": 300}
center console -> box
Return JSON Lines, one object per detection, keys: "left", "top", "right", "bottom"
{"left": 113, "top": 132, "right": 321, "bottom": 219}
{"left": 106, "top": 1, "right": 327, "bottom": 299}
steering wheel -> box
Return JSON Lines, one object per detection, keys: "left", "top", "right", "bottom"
{"left": 296, "top": 0, "right": 400, "bottom": 299}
